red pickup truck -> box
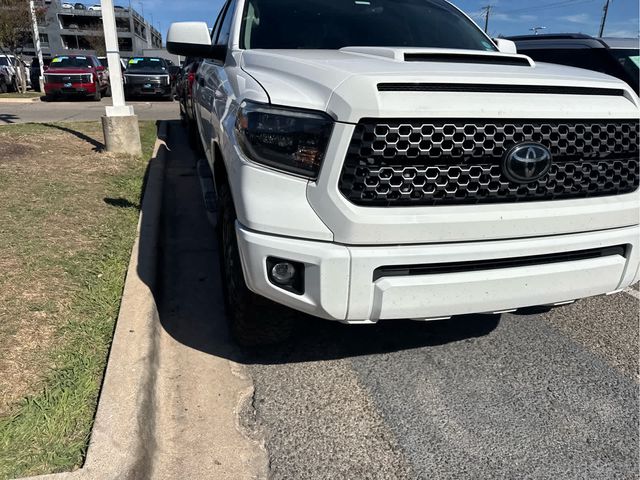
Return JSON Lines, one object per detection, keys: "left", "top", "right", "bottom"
{"left": 44, "top": 55, "right": 110, "bottom": 101}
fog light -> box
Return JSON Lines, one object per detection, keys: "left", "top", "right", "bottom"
{"left": 266, "top": 257, "right": 305, "bottom": 295}
{"left": 271, "top": 262, "right": 296, "bottom": 285}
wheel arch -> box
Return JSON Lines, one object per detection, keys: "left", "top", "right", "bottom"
{"left": 212, "top": 141, "right": 230, "bottom": 197}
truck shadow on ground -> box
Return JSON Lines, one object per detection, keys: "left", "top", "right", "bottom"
{"left": 146, "top": 121, "right": 501, "bottom": 365}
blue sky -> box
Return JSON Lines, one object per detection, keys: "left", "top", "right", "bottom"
{"left": 138, "top": 0, "right": 639, "bottom": 42}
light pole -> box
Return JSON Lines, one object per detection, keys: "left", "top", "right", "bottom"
{"left": 598, "top": 0, "right": 611, "bottom": 37}
{"left": 100, "top": 0, "right": 141, "bottom": 155}
{"left": 481, "top": 5, "right": 492, "bottom": 33}
{"left": 29, "top": 0, "right": 45, "bottom": 93}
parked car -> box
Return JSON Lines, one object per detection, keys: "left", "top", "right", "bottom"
{"left": 61, "top": 2, "right": 73, "bottom": 8}
{"left": 509, "top": 34, "right": 639, "bottom": 95}
{"left": 0, "top": 54, "right": 18, "bottom": 92}
{"left": 167, "top": 64, "right": 180, "bottom": 94}
{"left": 168, "top": 0, "right": 640, "bottom": 346}
{"left": 88, "top": 4, "right": 101, "bottom": 11}
{"left": 0, "top": 72, "right": 8, "bottom": 94}
{"left": 30, "top": 57, "right": 52, "bottom": 92}
{"left": 175, "top": 57, "right": 201, "bottom": 133}
{"left": 97, "top": 56, "right": 128, "bottom": 71}
{"left": 24, "top": 61, "right": 31, "bottom": 87}
{"left": 123, "top": 57, "right": 173, "bottom": 100}
{"left": 74, "top": 3, "right": 86, "bottom": 9}
{"left": 44, "top": 54, "right": 110, "bottom": 100}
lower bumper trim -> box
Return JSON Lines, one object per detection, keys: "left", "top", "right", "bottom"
{"left": 373, "top": 245, "right": 627, "bottom": 281}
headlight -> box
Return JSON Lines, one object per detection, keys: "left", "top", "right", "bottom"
{"left": 235, "top": 101, "right": 334, "bottom": 179}
{"left": 84, "top": 74, "right": 93, "bottom": 83}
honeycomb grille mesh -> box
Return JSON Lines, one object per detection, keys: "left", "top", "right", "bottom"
{"left": 339, "top": 120, "right": 640, "bottom": 206}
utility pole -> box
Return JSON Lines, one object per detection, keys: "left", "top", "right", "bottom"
{"left": 598, "top": 0, "right": 611, "bottom": 37}
{"left": 100, "top": 0, "right": 141, "bottom": 155}
{"left": 481, "top": 5, "right": 492, "bottom": 33}
{"left": 29, "top": 0, "right": 45, "bottom": 92}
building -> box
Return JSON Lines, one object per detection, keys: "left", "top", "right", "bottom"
{"left": 22, "top": 0, "right": 162, "bottom": 60}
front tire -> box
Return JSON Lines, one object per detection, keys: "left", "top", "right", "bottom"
{"left": 218, "top": 183, "right": 294, "bottom": 347}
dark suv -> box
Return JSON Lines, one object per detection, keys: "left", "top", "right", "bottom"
{"left": 44, "top": 55, "right": 110, "bottom": 100}
{"left": 123, "top": 57, "right": 173, "bottom": 100}
{"left": 508, "top": 34, "right": 639, "bottom": 95}
{"left": 30, "top": 57, "right": 52, "bottom": 92}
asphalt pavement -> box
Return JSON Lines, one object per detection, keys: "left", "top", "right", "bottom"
{"left": 0, "top": 97, "right": 179, "bottom": 124}
{"left": 157, "top": 123, "right": 639, "bottom": 480}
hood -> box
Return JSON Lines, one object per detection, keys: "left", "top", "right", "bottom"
{"left": 124, "top": 70, "right": 169, "bottom": 76}
{"left": 46, "top": 67, "right": 94, "bottom": 74}
{"left": 240, "top": 47, "right": 639, "bottom": 122}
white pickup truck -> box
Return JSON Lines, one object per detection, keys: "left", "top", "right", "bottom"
{"left": 167, "top": 0, "right": 640, "bottom": 345}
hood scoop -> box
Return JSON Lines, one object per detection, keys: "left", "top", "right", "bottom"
{"left": 341, "top": 47, "right": 535, "bottom": 67}
{"left": 404, "top": 52, "right": 532, "bottom": 67}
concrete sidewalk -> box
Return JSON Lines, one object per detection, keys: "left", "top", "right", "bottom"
{"left": 21, "top": 121, "right": 266, "bottom": 480}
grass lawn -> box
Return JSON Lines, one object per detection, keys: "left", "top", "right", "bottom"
{"left": 0, "top": 91, "right": 43, "bottom": 99}
{"left": 0, "top": 121, "right": 157, "bottom": 479}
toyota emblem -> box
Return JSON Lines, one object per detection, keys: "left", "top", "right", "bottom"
{"left": 502, "top": 143, "right": 552, "bottom": 184}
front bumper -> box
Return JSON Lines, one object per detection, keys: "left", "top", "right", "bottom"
{"left": 236, "top": 224, "right": 639, "bottom": 323}
{"left": 124, "top": 83, "right": 172, "bottom": 97}
{"left": 45, "top": 82, "right": 97, "bottom": 96}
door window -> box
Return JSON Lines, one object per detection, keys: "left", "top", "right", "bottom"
{"left": 215, "top": 0, "right": 237, "bottom": 46}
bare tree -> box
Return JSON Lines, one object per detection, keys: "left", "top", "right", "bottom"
{"left": 86, "top": 35, "right": 107, "bottom": 57}
{"left": 0, "top": 0, "right": 44, "bottom": 93}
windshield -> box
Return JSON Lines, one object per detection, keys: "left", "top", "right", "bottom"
{"left": 610, "top": 49, "right": 639, "bottom": 83}
{"left": 241, "top": 0, "right": 495, "bottom": 51}
{"left": 0, "top": 57, "right": 11, "bottom": 67}
{"left": 50, "top": 56, "right": 93, "bottom": 68}
{"left": 126, "top": 57, "right": 167, "bottom": 72}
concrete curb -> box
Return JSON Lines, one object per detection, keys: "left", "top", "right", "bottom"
{"left": 0, "top": 96, "right": 41, "bottom": 103}
{"left": 18, "top": 121, "right": 170, "bottom": 480}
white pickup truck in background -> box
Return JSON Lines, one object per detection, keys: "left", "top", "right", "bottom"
{"left": 167, "top": 0, "right": 640, "bottom": 346}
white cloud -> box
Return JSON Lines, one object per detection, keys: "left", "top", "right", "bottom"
{"left": 492, "top": 13, "right": 537, "bottom": 23}
{"left": 562, "top": 14, "right": 590, "bottom": 24}
{"left": 604, "top": 29, "right": 640, "bottom": 38}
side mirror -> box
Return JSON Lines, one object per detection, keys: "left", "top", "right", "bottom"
{"left": 167, "top": 22, "right": 227, "bottom": 62}
{"left": 494, "top": 38, "right": 518, "bottom": 54}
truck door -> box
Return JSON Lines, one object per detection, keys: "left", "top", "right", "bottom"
{"left": 195, "top": 0, "right": 234, "bottom": 163}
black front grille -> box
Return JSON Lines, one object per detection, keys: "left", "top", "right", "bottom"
{"left": 47, "top": 74, "right": 86, "bottom": 82}
{"left": 339, "top": 120, "right": 640, "bottom": 207}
